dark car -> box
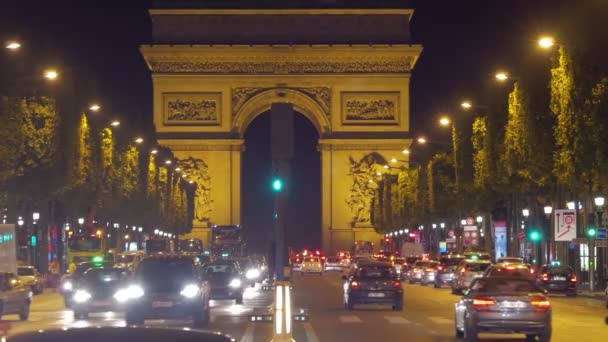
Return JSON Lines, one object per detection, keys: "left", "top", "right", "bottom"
{"left": 483, "top": 263, "right": 534, "bottom": 279}
{"left": 454, "top": 277, "right": 552, "bottom": 341}
{"left": 61, "top": 261, "right": 109, "bottom": 308}
{"left": 434, "top": 255, "right": 465, "bottom": 288}
{"left": 71, "top": 267, "right": 130, "bottom": 319}
{"left": 124, "top": 256, "right": 211, "bottom": 327}
{"left": 0, "top": 272, "right": 32, "bottom": 321}
{"left": 535, "top": 265, "right": 577, "bottom": 296}
{"left": 203, "top": 261, "right": 245, "bottom": 304}
{"left": 8, "top": 327, "right": 235, "bottom": 342}
{"left": 343, "top": 262, "right": 403, "bottom": 311}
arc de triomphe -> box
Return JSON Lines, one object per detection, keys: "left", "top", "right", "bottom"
{"left": 141, "top": 4, "right": 421, "bottom": 252}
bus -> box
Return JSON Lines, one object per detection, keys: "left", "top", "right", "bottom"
{"left": 211, "top": 225, "right": 244, "bottom": 259}
{"left": 67, "top": 229, "right": 108, "bottom": 270}
{"left": 145, "top": 237, "right": 174, "bottom": 255}
{"left": 178, "top": 238, "right": 204, "bottom": 256}
{"left": 352, "top": 240, "right": 374, "bottom": 257}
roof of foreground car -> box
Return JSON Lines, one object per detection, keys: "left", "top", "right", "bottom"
{"left": 357, "top": 261, "right": 393, "bottom": 268}
{"left": 7, "top": 327, "right": 235, "bottom": 342}
{"left": 142, "top": 255, "right": 194, "bottom": 262}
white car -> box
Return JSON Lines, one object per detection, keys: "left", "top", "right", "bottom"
{"left": 324, "top": 257, "right": 343, "bottom": 272}
{"left": 301, "top": 257, "right": 323, "bottom": 275}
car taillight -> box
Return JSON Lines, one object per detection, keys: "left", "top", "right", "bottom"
{"left": 530, "top": 268, "right": 535, "bottom": 274}
{"left": 531, "top": 297, "right": 551, "bottom": 309}
{"left": 350, "top": 281, "right": 360, "bottom": 288}
{"left": 437, "top": 266, "right": 444, "bottom": 271}
{"left": 425, "top": 268, "right": 434, "bottom": 272}
{"left": 472, "top": 297, "right": 496, "bottom": 308}
{"left": 570, "top": 275, "right": 577, "bottom": 282}
{"left": 392, "top": 281, "right": 402, "bottom": 287}
{"left": 542, "top": 273, "right": 549, "bottom": 281}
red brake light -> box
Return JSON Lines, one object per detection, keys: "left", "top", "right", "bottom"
{"left": 570, "top": 275, "right": 577, "bottom": 282}
{"left": 392, "top": 281, "right": 402, "bottom": 287}
{"left": 530, "top": 268, "right": 535, "bottom": 274}
{"left": 315, "top": 250, "right": 320, "bottom": 255}
{"left": 531, "top": 297, "right": 551, "bottom": 309}
{"left": 350, "top": 281, "right": 360, "bottom": 288}
{"left": 473, "top": 297, "right": 496, "bottom": 308}
{"left": 437, "top": 266, "right": 444, "bottom": 271}
{"left": 541, "top": 273, "right": 549, "bottom": 281}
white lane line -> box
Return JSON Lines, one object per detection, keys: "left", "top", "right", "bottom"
{"left": 428, "top": 316, "right": 452, "bottom": 325}
{"left": 339, "top": 315, "right": 363, "bottom": 323}
{"left": 303, "top": 322, "right": 320, "bottom": 342}
{"left": 240, "top": 323, "right": 255, "bottom": 342}
{"left": 384, "top": 316, "right": 410, "bottom": 324}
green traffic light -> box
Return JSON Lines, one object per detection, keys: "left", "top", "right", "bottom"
{"left": 272, "top": 178, "right": 283, "bottom": 192}
{"left": 529, "top": 230, "right": 541, "bottom": 242}
{"left": 587, "top": 228, "right": 597, "bottom": 237}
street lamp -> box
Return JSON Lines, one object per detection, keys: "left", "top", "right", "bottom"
{"left": 165, "top": 160, "right": 172, "bottom": 165}
{"left": 438, "top": 116, "right": 451, "bottom": 127}
{"left": 460, "top": 219, "right": 467, "bottom": 225}
{"left": 138, "top": 227, "right": 143, "bottom": 232}
{"left": 154, "top": 229, "right": 159, "bottom": 235}
{"left": 110, "top": 120, "right": 120, "bottom": 127}
{"left": 135, "top": 137, "right": 144, "bottom": 144}
{"left": 543, "top": 206, "right": 553, "bottom": 215}
{"left": 89, "top": 104, "right": 101, "bottom": 112}
{"left": 5, "top": 41, "right": 21, "bottom": 50}
{"left": 78, "top": 217, "right": 85, "bottom": 225}
{"left": 417, "top": 137, "right": 427, "bottom": 144}
{"left": 432, "top": 223, "right": 437, "bottom": 229}
{"left": 495, "top": 71, "right": 509, "bottom": 82}
{"left": 175, "top": 167, "right": 181, "bottom": 172}
{"left": 538, "top": 36, "right": 555, "bottom": 49}
{"left": 522, "top": 209, "right": 530, "bottom": 218}
{"left": 566, "top": 201, "right": 575, "bottom": 210}
{"left": 17, "top": 217, "right": 24, "bottom": 227}
{"left": 594, "top": 196, "right": 605, "bottom": 207}
{"left": 440, "top": 222, "right": 445, "bottom": 229}
{"left": 402, "top": 148, "right": 410, "bottom": 155}
{"left": 476, "top": 216, "right": 483, "bottom": 223}
{"left": 461, "top": 101, "right": 472, "bottom": 110}
{"left": 151, "top": 149, "right": 158, "bottom": 155}
{"left": 32, "top": 212, "right": 40, "bottom": 222}
{"left": 43, "top": 69, "right": 58, "bottom": 80}
{"left": 125, "top": 234, "right": 130, "bottom": 240}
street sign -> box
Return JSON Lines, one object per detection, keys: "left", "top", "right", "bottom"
{"left": 554, "top": 209, "right": 577, "bottom": 241}
{"left": 463, "top": 225, "right": 479, "bottom": 246}
{"left": 596, "top": 240, "right": 608, "bottom": 248}
{"left": 465, "top": 217, "right": 475, "bottom": 225}
{"left": 597, "top": 228, "right": 607, "bottom": 240}
{"left": 572, "top": 238, "right": 589, "bottom": 244}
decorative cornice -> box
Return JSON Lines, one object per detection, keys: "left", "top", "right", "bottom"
{"left": 141, "top": 45, "right": 422, "bottom": 74}
{"left": 159, "top": 139, "right": 245, "bottom": 152}
{"left": 232, "top": 86, "right": 330, "bottom": 119}
{"left": 318, "top": 138, "right": 411, "bottom": 151}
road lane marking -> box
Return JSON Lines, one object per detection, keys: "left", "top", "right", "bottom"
{"left": 428, "top": 316, "right": 452, "bottom": 325}
{"left": 240, "top": 323, "right": 255, "bottom": 342}
{"left": 339, "top": 315, "right": 362, "bottom": 323}
{"left": 384, "top": 316, "right": 410, "bottom": 324}
{"left": 303, "top": 322, "right": 320, "bottom": 342}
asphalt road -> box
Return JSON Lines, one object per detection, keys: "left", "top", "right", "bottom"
{"left": 1, "top": 273, "right": 606, "bottom": 341}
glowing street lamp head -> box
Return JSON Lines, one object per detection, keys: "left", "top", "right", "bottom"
{"left": 175, "top": 167, "right": 181, "bottom": 172}
{"left": 44, "top": 69, "right": 58, "bottom": 81}
{"left": 188, "top": 180, "right": 194, "bottom": 184}
{"left": 538, "top": 36, "right": 555, "bottom": 49}
{"left": 495, "top": 72, "right": 509, "bottom": 82}
{"left": 390, "top": 158, "right": 398, "bottom": 163}
{"left": 134, "top": 137, "right": 144, "bottom": 144}
{"left": 439, "top": 116, "right": 451, "bottom": 127}
{"left": 110, "top": 120, "right": 120, "bottom": 127}
{"left": 5, "top": 41, "right": 21, "bottom": 50}
{"left": 402, "top": 148, "right": 410, "bottom": 155}
{"left": 89, "top": 104, "right": 101, "bottom": 112}
{"left": 151, "top": 149, "right": 158, "bottom": 155}
{"left": 461, "top": 101, "right": 472, "bottom": 110}
{"left": 417, "top": 137, "right": 427, "bottom": 144}
{"left": 165, "top": 160, "right": 172, "bottom": 165}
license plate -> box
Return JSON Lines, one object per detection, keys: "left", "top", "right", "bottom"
{"left": 553, "top": 276, "right": 566, "bottom": 281}
{"left": 152, "top": 301, "right": 173, "bottom": 308}
{"left": 368, "top": 292, "right": 385, "bottom": 298}
{"left": 93, "top": 300, "right": 112, "bottom": 306}
{"left": 501, "top": 301, "right": 525, "bottom": 308}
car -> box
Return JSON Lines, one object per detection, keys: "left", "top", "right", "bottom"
{"left": 301, "top": 257, "right": 323, "bottom": 275}
{"left": 483, "top": 263, "right": 534, "bottom": 279}
{"left": 115, "top": 251, "right": 144, "bottom": 271}
{"left": 434, "top": 255, "right": 466, "bottom": 288}
{"left": 464, "top": 252, "right": 492, "bottom": 261}
{"left": 324, "top": 257, "right": 343, "bottom": 272}
{"left": 339, "top": 257, "right": 352, "bottom": 269}
{"left": 407, "top": 260, "right": 438, "bottom": 284}
{"left": 203, "top": 261, "right": 245, "bottom": 304}
{"left": 454, "top": 277, "right": 552, "bottom": 341}
{"left": 238, "top": 257, "right": 263, "bottom": 286}
{"left": 61, "top": 261, "right": 109, "bottom": 308}
{"left": 16, "top": 266, "right": 44, "bottom": 294}
{"left": 0, "top": 272, "right": 32, "bottom": 321}
{"left": 401, "top": 256, "right": 422, "bottom": 278}
{"left": 123, "top": 256, "right": 211, "bottom": 327}
{"left": 496, "top": 256, "right": 525, "bottom": 264}
{"left": 71, "top": 267, "right": 130, "bottom": 319}
{"left": 342, "top": 261, "right": 403, "bottom": 311}
{"left": 419, "top": 261, "right": 441, "bottom": 286}
{"left": 391, "top": 257, "right": 406, "bottom": 276}
{"left": 291, "top": 255, "right": 303, "bottom": 272}
{"left": 535, "top": 264, "right": 577, "bottom": 296}
{"left": 451, "top": 260, "right": 492, "bottom": 294}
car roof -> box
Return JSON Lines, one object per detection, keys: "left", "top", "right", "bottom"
{"left": 463, "top": 259, "right": 492, "bottom": 264}
{"left": 492, "top": 263, "right": 529, "bottom": 268}
{"left": 142, "top": 255, "right": 195, "bottom": 262}
{"left": 17, "top": 265, "right": 34, "bottom": 268}
{"left": 357, "top": 261, "right": 393, "bottom": 267}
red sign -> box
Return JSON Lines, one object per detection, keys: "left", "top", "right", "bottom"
{"left": 466, "top": 217, "right": 475, "bottom": 225}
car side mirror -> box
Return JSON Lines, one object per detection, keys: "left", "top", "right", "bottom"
{"left": 462, "top": 289, "right": 470, "bottom": 296}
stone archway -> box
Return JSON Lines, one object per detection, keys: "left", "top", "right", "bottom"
{"left": 143, "top": 6, "right": 421, "bottom": 252}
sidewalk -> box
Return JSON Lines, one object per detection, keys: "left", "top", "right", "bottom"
{"left": 577, "top": 290, "right": 606, "bottom": 301}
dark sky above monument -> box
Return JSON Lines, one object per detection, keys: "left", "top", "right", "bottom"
{"left": 1, "top": 0, "right": 605, "bottom": 250}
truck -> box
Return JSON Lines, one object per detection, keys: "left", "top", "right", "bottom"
{"left": 178, "top": 238, "right": 204, "bottom": 256}
{"left": 145, "top": 237, "right": 174, "bottom": 255}
{"left": 351, "top": 240, "right": 374, "bottom": 257}
{"left": 211, "top": 225, "right": 244, "bottom": 259}
{"left": 0, "top": 224, "right": 17, "bottom": 275}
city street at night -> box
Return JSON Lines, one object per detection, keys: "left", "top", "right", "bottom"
{"left": 2, "top": 273, "right": 606, "bottom": 342}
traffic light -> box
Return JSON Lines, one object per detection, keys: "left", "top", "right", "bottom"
{"left": 271, "top": 177, "right": 283, "bottom": 192}
{"left": 528, "top": 230, "right": 541, "bottom": 242}
{"left": 587, "top": 227, "right": 597, "bottom": 238}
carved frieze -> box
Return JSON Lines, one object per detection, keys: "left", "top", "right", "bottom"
{"left": 232, "top": 87, "right": 271, "bottom": 118}
{"left": 345, "top": 152, "right": 388, "bottom": 226}
{"left": 163, "top": 93, "right": 222, "bottom": 125}
{"left": 178, "top": 157, "right": 213, "bottom": 223}
{"left": 341, "top": 92, "right": 400, "bottom": 125}
{"left": 232, "top": 86, "right": 331, "bottom": 119}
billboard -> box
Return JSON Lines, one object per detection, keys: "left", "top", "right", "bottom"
{"left": 494, "top": 221, "right": 507, "bottom": 260}
{"left": 554, "top": 209, "right": 577, "bottom": 241}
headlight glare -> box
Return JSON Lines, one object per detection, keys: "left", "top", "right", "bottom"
{"left": 180, "top": 284, "right": 200, "bottom": 298}
{"left": 63, "top": 281, "right": 73, "bottom": 291}
{"left": 127, "top": 285, "right": 145, "bottom": 299}
{"left": 73, "top": 289, "right": 91, "bottom": 303}
{"left": 246, "top": 269, "right": 261, "bottom": 280}
{"left": 229, "top": 278, "right": 242, "bottom": 288}
{"left": 113, "top": 289, "right": 130, "bottom": 303}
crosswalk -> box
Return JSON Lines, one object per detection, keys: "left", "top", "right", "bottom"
{"left": 333, "top": 314, "right": 452, "bottom": 326}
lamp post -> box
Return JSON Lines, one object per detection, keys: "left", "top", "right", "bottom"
{"left": 32, "top": 212, "right": 40, "bottom": 269}
{"left": 522, "top": 208, "right": 532, "bottom": 263}
{"left": 593, "top": 196, "right": 604, "bottom": 290}
{"left": 543, "top": 206, "right": 553, "bottom": 265}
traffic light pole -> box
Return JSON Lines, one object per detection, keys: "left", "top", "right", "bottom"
{"left": 589, "top": 237, "right": 595, "bottom": 292}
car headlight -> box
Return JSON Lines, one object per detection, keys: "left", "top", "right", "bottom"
{"left": 73, "top": 290, "right": 91, "bottom": 303}
{"left": 246, "top": 269, "right": 261, "bottom": 280}
{"left": 126, "top": 285, "right": 145, "bottom": 299}
{"left": 180, "top": 284, "right": 200, "bottom": 298}
{"left": 229, "top": 278, "right": 242, "bottom": 288}
{"left": 63, "top": 281, "right": 73, "bottom": 291}
{"left": 113, "top": 289, "right": 130, "bottom": 303}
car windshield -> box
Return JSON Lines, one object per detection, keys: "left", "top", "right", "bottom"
{"left": 414, "top": 261, "right": 437, "bottom": 268}
{"left": 80, "top": 268, "right": 128, "bottom": 286}
{"left": 118, "top": 254, "right": 136, "bottom": 262}
{"left": 204, "top": 264, "right": 237, "bottom": 275}
{"left": 546, "top": 266, "right": 573, "bottom": 274}
{"left": 465, "top": 263, "right": 491, "bottom": 272}
{"left": 470, "top": 278, "right": 537, "bottom": 293}
{"left": 68, "top": 237, "right": 102, "bottom": 251}
{"left": 356, "top": 266, "right": 396, "bottom": 279}
{"left": 17, "top": 267, "right": 35, "bottom": 276}
{"left": 327, "top": 257, "right": 340, "bottom": 262}
{"left": 440, "top": 257, "right": 464, "bottom": 266}
{"left": 137, "top": 259, "right": 195, "bottom": 290}
{"left": 304, "top": 257, "right": 319, "bottom": 262}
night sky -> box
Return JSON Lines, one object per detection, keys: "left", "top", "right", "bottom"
{"left": 1, "top": 0, "right": 605, "bottom": 252}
